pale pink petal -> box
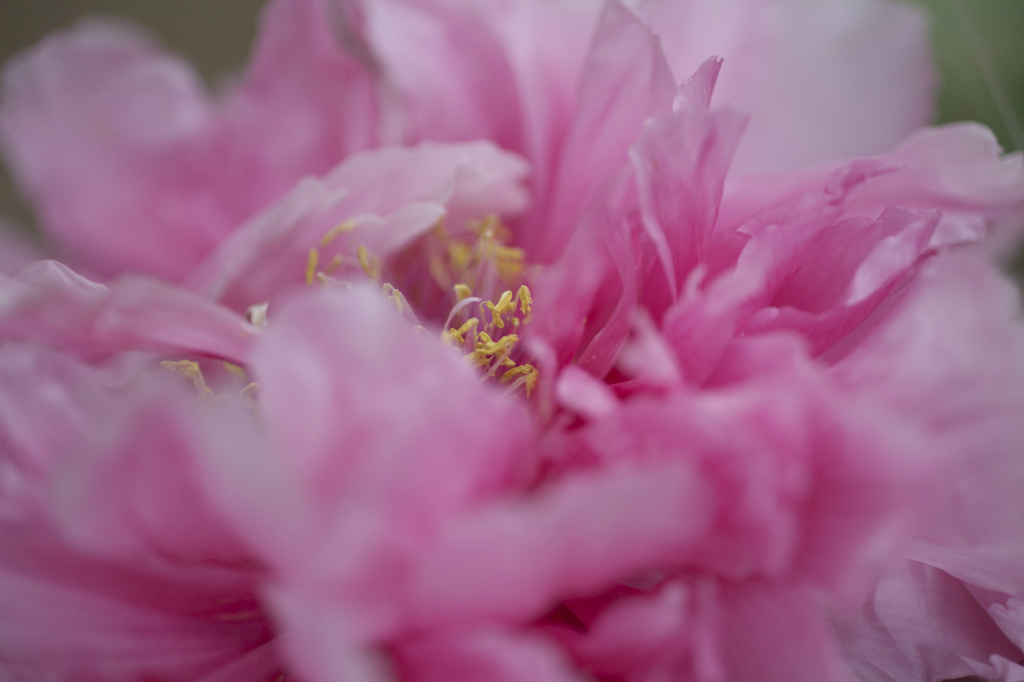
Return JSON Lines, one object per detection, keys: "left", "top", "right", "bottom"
{"left": 748, "top": 207, "right": 939, "bottom": 358}
{"left": 480, "top": 0, "right": 601, "bottom": 224}
{"left": 572, "top": 203, "right": 641, "bottom": 378}
{"left": 353, "top": 0, "right": 599, "bottom": 239}
{"left": 361, "top": 0, "right": 522, "bottom": 149}
{"left": 195, "top": 285, "right": 534, "bottom": 648}
{"left": 0, "top": 345, "right": 273, "bottom": 680}
{"left": 849, "top": 124, "right": 1024, "bottom": 250}
{"left": 0, "top": 526, "right": 270, "bottom": 682}
{"left": 0, "top": 260, "right": 253, "bottom": 362}
{"left": 832, "top": 560, "right": 1021, "bottom": 682}
{"left": 189, "top": 141, "right": 529, "bottom": 312}
{"left": 583, "top": 352, "right": 931, "bottom": 593}
{"left": 720, "top": 124, "right": 1024, "bottom": 252}
{"left": 966, "top": 655, "right": 1024, "bottom": 682}
{"left": 51, "top": 390, "right": 253, "bottom": 567}
{"left": 633, "top": 0, "right": 934, "bottom": 171}
{"left": 535, "top": 0, "right": 676, "bottom": 261}
{"left": 0, "top": 0, "right": 381, "bottom": 280}
{"left": 832, "top": 251, "right": 1024, "bottom": 597}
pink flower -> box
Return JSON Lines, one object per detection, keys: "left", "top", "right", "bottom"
{"left": 2, "top": 1, "right": 1024, "bottom": 681}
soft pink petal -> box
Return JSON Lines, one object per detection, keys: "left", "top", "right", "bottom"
{"left": 0, "top": 346, "right": 272, "bottom": 681}
{"left": 409, "top": 462, "right": 713, "bottom": 628}
{"left": 631, "top": 98, "right": 747, "bottom": 311}
{"left": 849, "top": 124, "right": 1024, "bottom": 250}
{"left": 0, "top": 526, "right": 269, "bottom": 682}
{"left": 534, "top": 0, "right": 676, "bottom": 261}
{"left": 720, "top": 124, "right": 1024, "bottom": 252}
{"left": 189, "top": 141, "right": 529, "bottom": 312}
{"left": 361, "top": 0, "right": 522, "bottom": 149}
{"left": 195, "top": 285, "right": 534, "bottom": 651}
{"left": 832, "top": 560, "right": 1021, "bottom": 682}
{"left": 353, "top": 0, "right": 599, "bottom": 249}
{"left": 0, "top": 0, "right": 381, "bottom": 280}
{"left": 832, "top": 250, "right": 1024, "bottom": 597}
{"left": 634, "top": 0, "right": 934, "bottom": 171}
{"left": 0, "top": 260, "right": 254, "bottom": 362}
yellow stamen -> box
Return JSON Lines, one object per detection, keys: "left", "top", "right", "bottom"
{"left": 501, "top": 364, "right": 535, "bottom": 382}
{"left": 305, "top": 248, "right": 319, "bottom": 286}
{"left": 324, "top": 254, "right": 345, "bottom": 275}
{"left": 381, "top": 283, "right": 406, "bottom": 315}
{"left": 453, "top": 283, "right": 473, "bottom": 301}
{"left": 160, "top": 360, "right": 213, "bottom": 399}
{"left": 222, "top": 362, "right": 248, "bottom": 381}
{"left": 485, "top": 290, "right": 515, "bottom": 328}
{"left": 319, "top": 219, "right": 358, "bottom": 248}
{"left": 240, "top": 382, "right": 261, "bottom": 422}
{"left": 517, "top": 285, "right": 532, "bottom": 316}
{"left": 357, "top": 245, "right": 381, "bottom": 280}
{"left": 448, "top": 317, "right": 480, "bottom": 345}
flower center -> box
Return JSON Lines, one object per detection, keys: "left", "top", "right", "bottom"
{"left": 305, "top": 214, "right": 539, "bottom": 396}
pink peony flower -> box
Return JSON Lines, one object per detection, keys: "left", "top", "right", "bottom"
{"left": 2, "top": 1, "right": 1024, "bottom": 681}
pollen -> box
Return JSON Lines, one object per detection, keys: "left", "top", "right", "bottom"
{"left": 426, "top": 214, "right": 531, "bottom": 298}
{"left": 160, "top": 359, "right": 214, "bottom": 399}
{"left": 319, "top": 219, "right": 357, "bottom": 248}
{"left": 444, "top": 283, "right": 537, "bottom": 396}
{"left": 305, "top": 248, "right": 320, "bottom": 286}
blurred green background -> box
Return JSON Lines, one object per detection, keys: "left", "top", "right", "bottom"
{"left": 0, "top": 0, "right": 1022, "bottom": 237}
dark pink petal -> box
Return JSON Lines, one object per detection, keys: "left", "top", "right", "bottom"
{"left": 395, "top": 627, "right": 577, "bottom": 682}
{"left": 563, "top": 581, "right": 691, "bottom": 678}
{"left": 717, "top": 582, "right": 849, "bottom": 682}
